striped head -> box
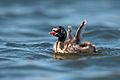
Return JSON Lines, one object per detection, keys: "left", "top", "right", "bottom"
{"left": 49, "top": 26, "right": 67, "bottom": 42}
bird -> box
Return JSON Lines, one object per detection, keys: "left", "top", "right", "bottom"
{"left": 49, "top": 20, "right": 96, "bottom": 54}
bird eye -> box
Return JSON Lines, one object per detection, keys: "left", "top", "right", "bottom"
{"left": 52, "top": 28, "right": 58, "bottom": 32}
{"left": 53, "top": 30, "right": 57, "bottom": 32}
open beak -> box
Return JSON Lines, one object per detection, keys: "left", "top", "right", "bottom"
{"left": 49, "top": 31, "right": 56, "bottom": 35}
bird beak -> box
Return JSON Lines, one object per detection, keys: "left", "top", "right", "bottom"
{"left": 49, "top": 31, "right": 56, "bottom": 35}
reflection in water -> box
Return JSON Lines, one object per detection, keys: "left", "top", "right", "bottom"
{"left": 53, "top": 53, "right": 80, "bottom": 60}
{"left": 53, "top": 52, "right": 102, "bottom": 60}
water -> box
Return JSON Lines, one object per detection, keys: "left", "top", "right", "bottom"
{"left": 0, "top": 0, "right": 120, "bottom": 80}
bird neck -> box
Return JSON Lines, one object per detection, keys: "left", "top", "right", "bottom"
{"left": 58, "top": 35, "right": 66, "bottom": 42}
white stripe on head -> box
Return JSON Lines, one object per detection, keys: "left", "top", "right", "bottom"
{"left": 52, "top": 28, "right": 58, "bottom": 31}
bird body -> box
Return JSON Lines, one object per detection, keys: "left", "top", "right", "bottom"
{"left": 49, "top": 20, "right": 96, "bottom": 54}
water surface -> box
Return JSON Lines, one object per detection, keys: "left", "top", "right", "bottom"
{"left": 0, "top": 0, "right": 120, "bottom": 80}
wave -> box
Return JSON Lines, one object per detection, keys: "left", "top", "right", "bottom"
{"left": 80, "top": 25, "right": 119, "bottom": 39}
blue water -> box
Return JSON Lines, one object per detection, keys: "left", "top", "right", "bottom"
{"left": 0, "top": 0, "right": 120, "bottom": 80}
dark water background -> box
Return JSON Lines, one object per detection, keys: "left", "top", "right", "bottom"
{"left": 0, "top": 0, "right": 120, "bottom": 80}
